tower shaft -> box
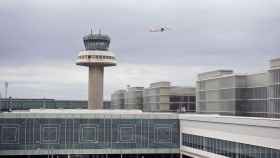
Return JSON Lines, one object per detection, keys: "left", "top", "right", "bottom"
{"left": 88, "top": 66, "right": 104, "bottom": 109}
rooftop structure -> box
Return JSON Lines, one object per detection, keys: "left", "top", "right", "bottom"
{"left": 76, "top": 30, "right": 117, "bottom": 109}
{"left": 110, "top": 82, "right": 196, "bottom": 112}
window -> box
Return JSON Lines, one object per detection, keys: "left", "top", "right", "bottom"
{"left": 170, "top": 96, "right": 181, "bottom": 102}
{"left": 189, "top": 96, "right": 195, "bottom": 102}
{"left": 183, "top": 96, "right": 188, "bottom": 102}
{"left": 169, "top": 103, "right": 179, "bottom": 111}
{"left": 182, "top": 133, "right": 280, "bottom": 158}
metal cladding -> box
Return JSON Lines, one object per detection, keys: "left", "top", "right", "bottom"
{"left": 83, "top": 32, "right": 111, "bottom": 51}
{"left": 0, "top": 110, "right": 180, "bottom": 155}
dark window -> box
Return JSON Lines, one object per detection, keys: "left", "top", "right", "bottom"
{"left": 170, "top": 103, "right": 179, "bottom": 110}
{"left": 182, "top": 133, "right": 280, "bottom": 158}
{"left": 183, "top": 96, "right": 189, "bottom": 102}
{"left": 189, "top": 96, "right": 195, "bottom": 102}
{"left": 170, "top": 96, "right": 181, "bottom": 102}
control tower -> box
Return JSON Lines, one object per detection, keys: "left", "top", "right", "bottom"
{"left": 76, "top": 30, "right": 117, "bottom": 109}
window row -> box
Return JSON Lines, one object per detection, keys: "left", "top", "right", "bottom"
{"left": 85, "top": 42, "right": 109, "bottom": 50}
{"left": 198, "top": 77, "right": 236, "bottom": 90}
{"left": 199, "top": 87, "right": 268, "bottom": 101}
{"left": 169, "top": 103, "right": 196, "bottom": 112}
{"left": 236, "top": 100, "right": 268, "bottom": 113}
{"left": 79, "top": 55, "right": 115, "bottom": 60}
{"left": 182, "top": 133, "right": 280, "bottom": 158}
{"left": 236, "top": 87, "right": 268, "bottom": 99}
{"left": 169, "top": 96, "right": 195, "bottom": 102}
{"left": 269, "top": 99, "right": 280, "bottom": 113}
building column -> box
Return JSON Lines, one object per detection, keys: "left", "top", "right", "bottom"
{"left": 88, "top": 66, "right": 104, "bottom": 109}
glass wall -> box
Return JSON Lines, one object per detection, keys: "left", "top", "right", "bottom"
{"left": 169, "top": 96, "right": 196, "bottom": 112}
{"left": 0, "top": 118, "right": 179, "bottom": 151}
{"left": 269, "top": 69, "right": 280, "bottom": 118}
{"left": 182, "top": 133, "right": 280, "bottom": 158}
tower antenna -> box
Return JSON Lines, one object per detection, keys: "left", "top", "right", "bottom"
{"left": 90, "top": 28, "right": 93, "bottom": 35}
{"left": 4, "top": 81, "right": 8, "bottom": 99}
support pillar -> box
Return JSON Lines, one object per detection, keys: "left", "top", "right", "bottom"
{"left": 88, "top": 66, "right": 104, "bottom": 109}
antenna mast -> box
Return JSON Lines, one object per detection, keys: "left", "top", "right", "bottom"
{"left": 4, "top": 81, "right": 8, "bottom": 99}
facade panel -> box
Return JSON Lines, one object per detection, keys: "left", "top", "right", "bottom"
{"left": 197, "top": 59, "right": 280, "bottom": 118}
{"left": 0, "top": 117, "right": 179, "bottom": 155}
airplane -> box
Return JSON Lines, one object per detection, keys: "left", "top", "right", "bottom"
{"left": 149, "top": 26, "right": 172, "bottom": 32}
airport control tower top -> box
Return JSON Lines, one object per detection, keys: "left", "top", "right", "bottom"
{"left": 83, "top": 30, "right": 111, "bottom": 51}
{"left": 76, "top": 30, "right": 117, "bottom": 67}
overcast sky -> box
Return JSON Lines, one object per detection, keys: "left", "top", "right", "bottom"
{"left": 0, "top": 0, "right": 280, "bottom": 100}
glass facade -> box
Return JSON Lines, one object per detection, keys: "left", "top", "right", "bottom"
{"left": 197, "top": 76, "right": 276, "bottom": 118}
{"left": 169, "top": 96, "right": 195, "bottom": 112}
{"left": 182, "top": 133, "right": 280, "bottom": 158}
{"left": 197, "top": 76, "right": 238, "bottom": 115}
{"left": 143, "top": 82, "right": 196, "bottom": 112}
{"left": 0, "top": 118, "right": 179, "bottom": 151}
{"left": 269, "top": 69, "right": 280, "bottom": 118}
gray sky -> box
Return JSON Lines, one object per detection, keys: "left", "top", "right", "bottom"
{"left": 0, "top": 0, "right": 280, "bottom": 100}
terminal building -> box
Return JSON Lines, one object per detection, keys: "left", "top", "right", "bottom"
{"left": 196, "top": 58, "right": 280, "bottom": 118}
{"left": 110, "top": 82, "right": 196, "bottom": 112}
{"left": 143, "top": 82, "right": 195, "bottom": 112}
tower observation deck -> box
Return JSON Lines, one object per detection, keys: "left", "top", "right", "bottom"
{"left": 76, "top": 30, "right": 117, "bottom": 109}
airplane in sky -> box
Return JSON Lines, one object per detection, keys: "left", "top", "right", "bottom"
{"left": 149, "top": 26, "right": 172, "bottom": 32}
